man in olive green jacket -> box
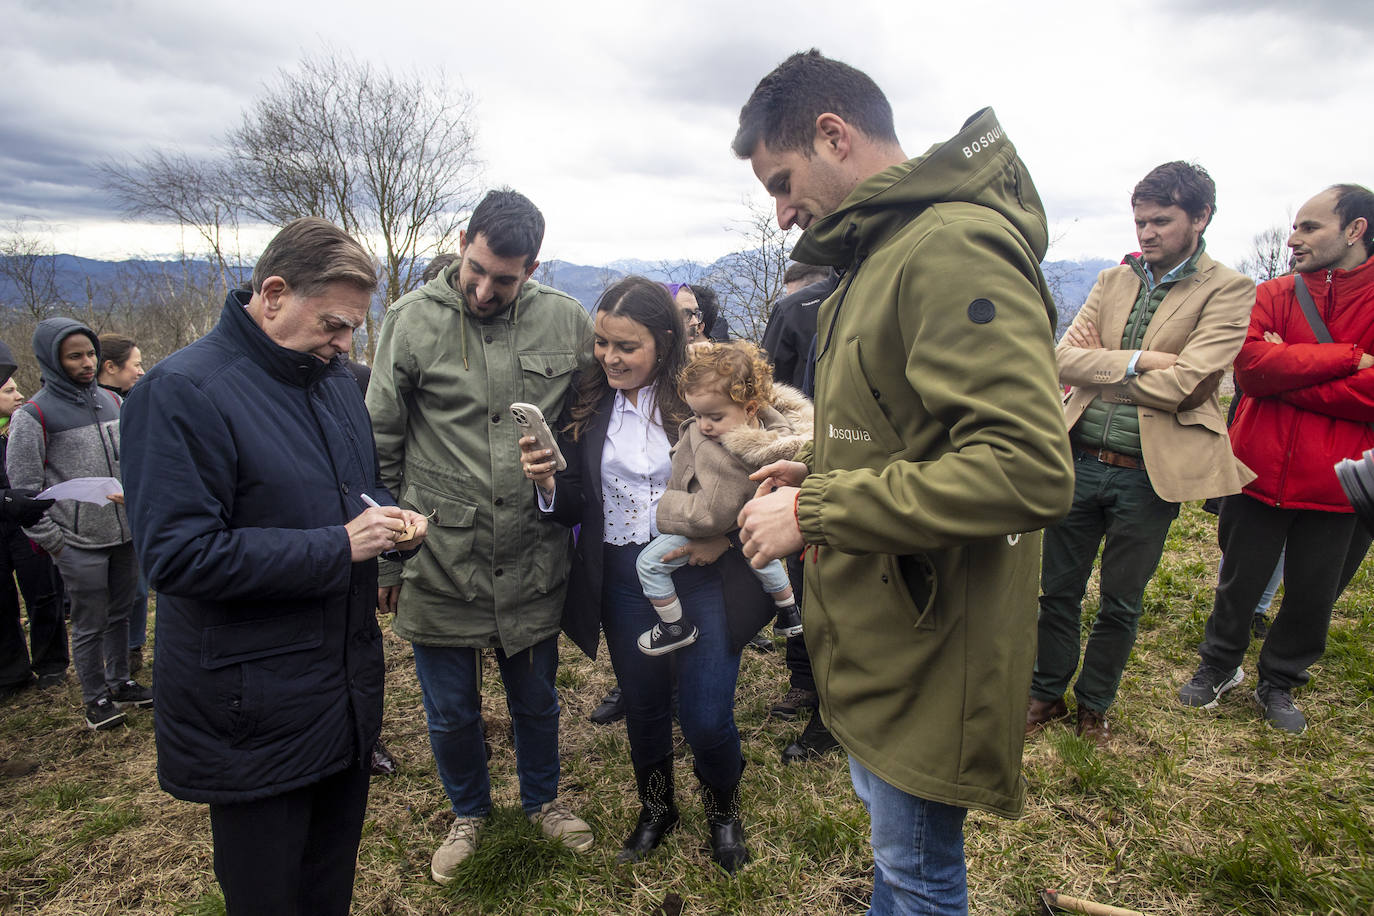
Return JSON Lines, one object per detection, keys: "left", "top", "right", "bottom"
{"left": 366, "top": 190, "right": 595, "bottom": 883}
{"left": 734, "top": 51, "right": 1073, "bottom": 913}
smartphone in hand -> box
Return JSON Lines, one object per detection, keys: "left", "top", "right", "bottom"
{"left": 511, "top": 402, "right": 567, "bottom": 472}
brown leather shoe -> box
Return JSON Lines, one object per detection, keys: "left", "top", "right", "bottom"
{"left": 1025, "top": 696, "right": 1069, "bottom": 736}
{"left": 1076, "top": 707, "right": 1110, "bottom": 745}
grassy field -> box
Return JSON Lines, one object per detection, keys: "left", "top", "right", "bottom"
{"left": 2, "top": 501, "right": 1372, "bottom": 915}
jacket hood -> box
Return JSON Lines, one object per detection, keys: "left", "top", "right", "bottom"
{"left": 792, "top": 107, "right": 1048, "bottom": 268}
{"left": 719, "top": 383, "right": 814, "bottom": 467}
{"left": 32, "top": 317, "right": 100, "bottom": 401}
{"left": 413, "top": 260, "right": 546, "bottom": 371}
{"left": 0, "top": 341, "right": 16, "bottom": 387}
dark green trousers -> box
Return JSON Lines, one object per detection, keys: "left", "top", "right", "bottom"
{"left": 1032, "top": 452, "right": 1179, "bottom": 713}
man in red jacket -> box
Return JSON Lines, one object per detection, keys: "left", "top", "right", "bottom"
{"left": 1180, "top": 184, "right": 1374, "bottom": 734}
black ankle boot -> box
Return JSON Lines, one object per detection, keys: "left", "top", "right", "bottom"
{"left": 698, "top": 766, "right": 750, "bottom": 874}
{"left": 618, "top": 758, "right": 678, "bottom": 863}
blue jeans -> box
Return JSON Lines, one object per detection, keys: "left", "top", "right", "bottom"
{"left": 850, "top": 757, "right": 968, "bottom": 916}
{"left": 636, "top": 533, "right": 790, "bottom": 601}
{"left": 603, "top": 542, "right": 742, "bottom": 786}
{"left": 412, "top": 636, "right": 560, "bottom": 816}
{"left": 1255, "top": 547, "right": 1284, "bottom": 616}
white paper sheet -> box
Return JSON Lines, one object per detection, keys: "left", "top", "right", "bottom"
{"left": 38, "top": 477, "right": 124, "bottom": 505}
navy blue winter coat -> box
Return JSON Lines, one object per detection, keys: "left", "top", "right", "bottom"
{"left": 121, "top": 291, "right": 391, "bottom": 804}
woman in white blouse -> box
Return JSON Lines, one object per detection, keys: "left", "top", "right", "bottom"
{"left": 523, "top": 277, "right": 768, "bottom": 873}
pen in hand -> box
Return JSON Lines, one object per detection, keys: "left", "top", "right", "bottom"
{"left": 360, "top": 493, "right": 406, "bottom": 559}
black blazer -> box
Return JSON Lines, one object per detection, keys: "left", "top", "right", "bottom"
{"left": 541, "top": 388, "right": 773, "bottom": 658}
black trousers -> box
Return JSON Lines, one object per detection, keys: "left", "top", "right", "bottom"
{"left": 1201, "top": 494, "right": 1361, "bottom": 689}
{"left": 782, "top": 555, "right": 815, "bottom": 691}
{"left": 209, "top": 761, "right": 370, "bottom": 916}
{"left": 0, "top": 525, "right": 68, "bottom": 689}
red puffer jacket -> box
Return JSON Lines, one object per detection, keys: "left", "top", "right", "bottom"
{"left": 1230, "top": 254, "right": 1374, "bottom": 512}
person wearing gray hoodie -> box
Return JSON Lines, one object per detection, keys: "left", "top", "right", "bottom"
{"left": 5, "top": 318, "right": 149, "bottom": 730}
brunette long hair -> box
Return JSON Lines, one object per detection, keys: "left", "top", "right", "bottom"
{"left": 567, "top": 276, "right": 690, "bottom": 441}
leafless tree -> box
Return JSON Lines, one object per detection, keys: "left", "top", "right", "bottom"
{"left": 0, "top": 220, "right": 67, "bottom": 321}
{"left": 100, "top": 51, "right": 483, "bottom": 361}
{"left": 533, "top": 260, "right": 559, "bottom": 290}
{"left": 656, "top": 260, "right": 710, "bottom": 286}
{"left": 1, "top": 221, "right": 230, "bottom": 390}
{"left": 705, "top": 199, "right": 798, "bottom": 344}
{"left": 1236, "top": 224, "right": 1292, "bottom": 282}
{"left": 595, "top": 266, "right": 619, "bottom": 301}
{"left": 229, "top": 52, "right": 482, "bottom": 357}
{"left": 99, "top": 150, "right": 247, "bottom": 292}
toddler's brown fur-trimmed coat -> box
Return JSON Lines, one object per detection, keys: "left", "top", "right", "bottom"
{"left": 655, "top": 384, "right": 812, "bottom": 538}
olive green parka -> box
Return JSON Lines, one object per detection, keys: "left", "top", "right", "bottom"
{"left": 366, "top": 262, "right": 593, "bottom": 652}
{"left": 790, "top": 108, "right": 1074, "bottom": 817}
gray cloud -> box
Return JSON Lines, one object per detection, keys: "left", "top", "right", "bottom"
{"left": 0, "top": 2, "right": 293, "bottom": 220}
{"left": 637, "top": 34, "right": 788, "bottom": 110}
{"left": 1168, "top": 0, "right": 1374, "bottom": 34}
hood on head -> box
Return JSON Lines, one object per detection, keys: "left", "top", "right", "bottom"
{"left": 793, "top": 107, "right": 1049, "bottom": 267}
{"left": 31, "top": 317, "right": 100, "bottom": 397}
{"left": 0, "top": 341, "right": 16, "bottom": 388}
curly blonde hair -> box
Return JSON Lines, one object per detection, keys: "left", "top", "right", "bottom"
{"left": 676, "top": 341, "right": 775, "bottom": 412}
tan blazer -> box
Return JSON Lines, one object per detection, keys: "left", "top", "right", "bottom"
{"left": 1058, "top": 250, "right": 1256, "bottom": 503}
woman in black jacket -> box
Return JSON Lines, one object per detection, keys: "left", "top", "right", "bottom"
{"left": 0, "top": 341, "right": 63, "bottom": 696}
{"left": 522, "top": 277, "right": 771, "bottom": 873}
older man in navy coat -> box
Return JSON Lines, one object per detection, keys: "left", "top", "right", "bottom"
{"left": 122, "top": 218, "right": 428, "bottom": 916}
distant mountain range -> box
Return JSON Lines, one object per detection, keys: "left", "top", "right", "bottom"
{"left": 1, "top": 252, "right": 1117, "bottom": 338}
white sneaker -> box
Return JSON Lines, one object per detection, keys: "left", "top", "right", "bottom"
{"left": 431, "top": 815, "right": 485, "bottom": 884}
{"left": 529, "top": 798, "right": 594, "bottom": 852}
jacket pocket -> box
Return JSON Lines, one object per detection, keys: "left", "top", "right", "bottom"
{"left": 529, "top": 519, "right": 573, "bottom": 595}
{"left": 200, "top": 607, "right": 325, "bottom": 669}
{"left": 841, "top": 338, "right": 906, "bottom": 455}
{"left": 200, "top": 607, "right": 325, "bottom": 746}
{"left": 519, "top": 350, "right": 579, "bottom": 406}
{"left": 403, "top": 481, "right": 480, "bottom": 601}
{"left": 1176, "top": 405, "right": 1227, "bottom": 435}
{"left": 883, "top": 553, "right": 938, "bottom": 631}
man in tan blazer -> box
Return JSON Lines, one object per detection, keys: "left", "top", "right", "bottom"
{"left": 1025, "top": 161, "right": 1256, "bottom": 744}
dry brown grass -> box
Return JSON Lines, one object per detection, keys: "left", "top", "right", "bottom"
{"left": 2, "top": 501, "right": 1373, "bottom": 914}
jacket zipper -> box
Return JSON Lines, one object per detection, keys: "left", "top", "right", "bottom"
{"left": 1101, "top": 270, "right": 1168, "bottom": 447}
{"left": 88, "top": 390, "right": 127, "bottom": 536}
{"left": 816, "top": 253, "right": 867, "bottom": 364}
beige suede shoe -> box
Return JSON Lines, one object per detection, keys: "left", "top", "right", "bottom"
{"left": 430, "top": 815, "right": 485, "bottom": 884}
{"left": 529, "top": 798, "right": 594, "bottom": 852}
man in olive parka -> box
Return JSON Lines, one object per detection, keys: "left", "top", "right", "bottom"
{"left": 367, "top": 190, "right": 596, "bottom": 882}
{"left": 734, "top": 51, "right": 1074, "bottom": 912}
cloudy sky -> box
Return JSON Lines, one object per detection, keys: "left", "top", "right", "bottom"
{"left": 2, "top": 0, "right": 1371, "bottom": 270}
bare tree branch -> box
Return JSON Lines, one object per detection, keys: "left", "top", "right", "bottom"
{"left": 226, "top": 51, "right": 483, "bottom": 358}
{"left": 0, "top": 219, "right": 67, "bottom": 321}
{"left": 705, "top": 199, "right": 798, "bottom": 344}
{"left": 100, "top": 49, "right": 483, "bottom": 361}
{"left": 97, "top": 151, "right": 247, "bottom": 291}
{"left": 1236, "top": 224, "right": 1292, "bottom": 282}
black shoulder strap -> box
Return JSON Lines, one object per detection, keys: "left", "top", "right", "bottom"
{"left": 1291, "top": 274, "right": 1374, "bottom": 431}
{"left": 1292, "top": 276, "right": 1333, "bottom": 344}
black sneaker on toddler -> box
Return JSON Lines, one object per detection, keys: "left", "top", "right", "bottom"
{"left": 773, "top": 603, "right": 803, "bottom": 638}
{"left": 637, "top": 620, "right": 699, "bottom": 656}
